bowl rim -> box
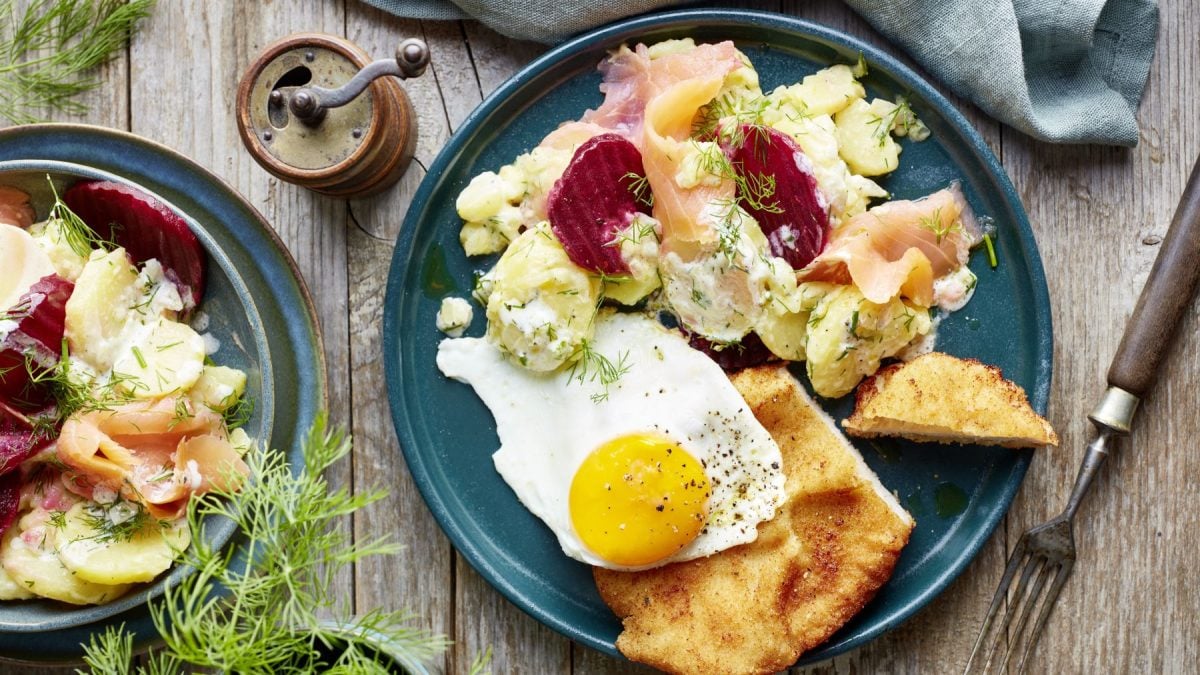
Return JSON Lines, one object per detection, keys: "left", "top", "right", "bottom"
{"left": 0, "top": 158, "right": 275, "bottom": 632}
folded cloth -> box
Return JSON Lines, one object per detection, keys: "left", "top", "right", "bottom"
{"left": 360, "top": 0, "right": 1158, "bottom": 146}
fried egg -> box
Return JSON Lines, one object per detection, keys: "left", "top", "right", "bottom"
{"left": 436, "top": 311, "right": 786, "bottom": 571}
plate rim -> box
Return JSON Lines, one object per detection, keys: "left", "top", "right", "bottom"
{"left": 384, "top": 7, "right": 1053, "bottom": 664}
{"left": 0, "top": 122, "right": 328, "bottom": 662}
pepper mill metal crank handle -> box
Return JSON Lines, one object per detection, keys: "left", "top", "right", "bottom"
{"left": 284, "top": 38, "right": 430, "bottom": 124}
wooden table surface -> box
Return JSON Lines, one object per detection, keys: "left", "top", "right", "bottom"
{"left": 6, "top": 1, "right": 1198, "bottom": 673}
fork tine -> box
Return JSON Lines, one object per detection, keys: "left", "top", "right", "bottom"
{"left": 964, "top": 540, "right": 1029, "bottom": 673}
{"left": 1014, "top": 562, "right": 1074, "bottom": 674}
{"left": 1002, "top": 560, "right": 1055, "bottom": 670}
{"left": 979, "top": 552, "right": 1043, "bottom": 673}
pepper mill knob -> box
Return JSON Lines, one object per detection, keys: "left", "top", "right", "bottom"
{"left": 236, "top": 33, "right": 429, "bottom": 198}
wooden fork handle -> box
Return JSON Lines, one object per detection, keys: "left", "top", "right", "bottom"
{"left": 1108, "top": 154, "right": 1200, "bottom": 398}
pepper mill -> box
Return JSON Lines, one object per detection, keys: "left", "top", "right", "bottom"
{"left": 236, "top": 33, "right": 429, "bottom": 198}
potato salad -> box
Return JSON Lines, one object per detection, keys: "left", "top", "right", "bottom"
{"left": 0, "top": 181, "right": 251, "bottom": 605}
{"left": 442, "top": 38, "right": 978, "bottom": 401}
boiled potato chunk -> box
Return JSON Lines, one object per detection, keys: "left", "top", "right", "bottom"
{"left": 65, "top": 248, "right": 140, "bottom": 372}
{"left": 803, "top": 283, "right": 931, "bottom": 398}
{"left": 776, "top": 64, "right": 865, "bottom": 117}
{"left": 835, "top": 99, "right": 902, "bottom": 177}
{"left": 229, "top": 427, "right": 254, "bottom": 455}
{"left": 1, "top": 524, "right": 130, "bottom": 605}
{"left": 485, "top": 222, "right": 601, "bottom": 371}
{"left": 190, "top": 364, "right": 248, "bottom": 411}
{"left": 28, "top": 217, "right": 91, "bottom": 282}
{"left": 111, "top": 317, "right": 206, "bottom": 398}
{"left": 57, "top": 503, "right": 191, "bottom": 585}
{"left": 0, "top": 540, "right": 34, "bottom": 600}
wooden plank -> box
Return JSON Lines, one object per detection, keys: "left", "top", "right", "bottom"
{"left": 1001, "top": 0, "right": 1200, "bottom": 670}
{"left": 340, "top": 6, "right": 464, "bottom": 674}
{"left": 125, "top": 0, "right": 353, "bottom": 624}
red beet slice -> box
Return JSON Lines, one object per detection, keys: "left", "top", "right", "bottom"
{"left": 0, "top": 400, "right": 52, "bottom": 477}
{"left": 688, "top": 331, "right": 777, "bottom": 371}
{"left": 0, "top": 471, "right": 19, "bottom": 535}
{"left": 0, "top": 274, "right": 72, "bottom": 406}
{"left": 547, "top": 133, "right": 651, "bottom": 275}
{"left": 64, "top": 181, "right": 206, "bottom": 311}
{"left": 728, "top": 126, "right": 829, "bottom": 269}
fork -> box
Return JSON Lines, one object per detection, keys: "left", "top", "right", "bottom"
{"left": 964, "top": 153, "right": 1200, "bottom": 675}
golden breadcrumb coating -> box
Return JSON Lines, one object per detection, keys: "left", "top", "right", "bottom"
{"left": 594, "top": 365, "right": 913, "bottom": 675}
{"left": 843, "top": 352, "right": 1058, "bottom": 448}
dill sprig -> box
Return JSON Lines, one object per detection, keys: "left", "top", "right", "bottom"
{"left": 0, "top": 0, "right": 154, "bottom": 125}
{"left": 565, "top": 338, "right": 631, "bottom": 404}
{"left": 918, "top": 208, "right": 963, "bottom": 245}
{"left": 80, "top": 414, "right": 458, "bottom": 675}
{"left": 622, "top": 172, "right": 654, "bottom": 209}
{"left": 47, "top": 175, "right": 110, "bottom": 256}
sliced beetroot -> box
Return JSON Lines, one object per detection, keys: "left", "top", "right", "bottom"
{"left": 728, "top": 126, "right": 829, "bottom": 269}
{"left": 0, "top": 274, "right": 72, "bottom": 406}
{"left": 63, "top": 180, "right": 206, "bottom": 311}
{"left": 689, "top": 331, "right": 777, "bottom": 371}
{"left": 547, "top": 133, "right": 651, "bottom": 275}
{"left": 0, "top": 400, "right": 52, "bottom": 476}
{"left": 0, "top": 471, "right": 18, "bottom": 535}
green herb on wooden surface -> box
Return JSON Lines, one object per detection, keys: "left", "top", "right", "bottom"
{"left": 0, "top": 0, "right": 155, "bottom": 125}
{"left": 79, "top": 414, "right": 469, "bottom": 675}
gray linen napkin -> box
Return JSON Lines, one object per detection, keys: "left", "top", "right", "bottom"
{"left": 360, "top": 0, "right": 1158, "bottom": 146}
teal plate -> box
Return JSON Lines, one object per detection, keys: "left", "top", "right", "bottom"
{"left": 0, "top": 124, "right": 326, "bottom": 663}
{"left": 384, "top": 9, "right": 1052, "bottom": 666}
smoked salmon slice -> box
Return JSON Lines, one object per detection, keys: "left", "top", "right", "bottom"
{"left": 798, "top": 185, "right": 980, "bottom": 306}
{"left": 584, "top": 41, "right": 744, "bottom": 147}
{"left": 0, "top": 187, "right": 34, "bottom": 229}
{"left": 58, "top": 397, "right": 248, "bottom": 519}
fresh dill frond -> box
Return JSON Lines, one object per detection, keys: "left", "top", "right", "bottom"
{"left": 607, "top": 216, "right": 658, "bottom": 249}
{"left": 565, "top": 339, "right": 632, "bottom": 404}
{"left": 220, "top": 394, "right": 253, "bottom": 431}
{"left": 622, "top": 171, "right": 654, "bottom": 208}
{"left": 47, "top": 176, "right": 109, "bottom": 256}
{"left": 80, "top": 414, "right": 452, "bottom": 674}
{"left": 917, "top": 208, "right": 962, "bottom": 245}
{"left": 0, "top": 0, "right": 155, "bottom": 125}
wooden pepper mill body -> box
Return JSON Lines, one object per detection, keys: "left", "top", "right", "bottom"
{"left": 237, "top": 33, "right": 418, "bottom": 198}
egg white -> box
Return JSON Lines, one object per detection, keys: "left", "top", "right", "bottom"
{"left": 437, "top": 311, "right": 786, "bottom": 571}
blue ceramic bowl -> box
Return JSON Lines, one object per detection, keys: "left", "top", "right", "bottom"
{"left": 0, "top": 160, "right": 274, "bottom": 632}
{"left": 384, "top": 8, "right": 1052, "bottom": 667}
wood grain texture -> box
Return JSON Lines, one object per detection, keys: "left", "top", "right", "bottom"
{"left": 3, "top": 1, "right": 1199, "bottom": 673}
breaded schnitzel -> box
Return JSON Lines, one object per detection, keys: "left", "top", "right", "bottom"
{"left": 594, "top": 365, "right": 914, "bottom": 675}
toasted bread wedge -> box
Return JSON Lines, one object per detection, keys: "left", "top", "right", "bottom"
{"left": 843, "top": 352, "right": 1057, "bottom": 448}
{"left": 594, "top": 365, "right": 913, "bottom": 675}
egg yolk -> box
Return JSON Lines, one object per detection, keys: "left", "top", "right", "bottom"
{"left": 569, "top": 433, "right": 710, "bottom": 567}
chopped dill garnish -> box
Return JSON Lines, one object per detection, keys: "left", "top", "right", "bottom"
{"left": 47, "top": 510, "right": 67, "bottom": 530}
{"left": 867, "top": 97, "right": 917, "bottom": 147}
{"left": 623, "top": 172, "right": 654, "bottom": 208}
{"left": 565, "top": 339, "right": 632, "bottom": 404}
{"left": 80, "top": 501, "right": 153, "bottom": 545}
{"left": 221, "top": 394, "right": 254, "bottom": 431}
{"left": 983, "top": 232, "right": 999, "bottom": 268}
{"left": 130, "top": 346, "right": 147, "bottom": 369}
